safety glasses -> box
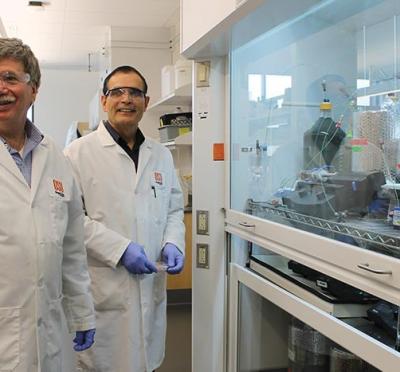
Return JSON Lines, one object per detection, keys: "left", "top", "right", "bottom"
{"left": 0, "top": 71, "right": 31, "bottom": 87}
{"left": 105, "top": 87, "right": 145, "bottom": 99}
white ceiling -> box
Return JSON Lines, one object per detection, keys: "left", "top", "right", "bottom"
{"left": 0, "top": 0, "right": 179, "bottom": 68}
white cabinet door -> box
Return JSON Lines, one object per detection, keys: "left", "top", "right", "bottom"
{"left": 180, "top": 0, "right": 236, "bottom": 52}
{"left": 228, "top": 263, "right": 400, "bottom": 372}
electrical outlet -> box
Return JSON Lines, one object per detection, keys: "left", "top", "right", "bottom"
{"left": 196, "top": 210, "right": 209, "bottom": 235}
{"left": 196, "top": 244, "right": 209, "bottom": 269}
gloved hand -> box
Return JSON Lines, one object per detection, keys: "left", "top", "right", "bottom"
{"left": 121, "top": 242, "right": 158, "bottom": 274}
{"left": 162, "top": 243, "right": 184, "bottom": 274}
{"left": 368, "top": 197, "right": 389, "bottom": 216}
{"left": 73, "top": 328, "right": 96, "bottom": 352}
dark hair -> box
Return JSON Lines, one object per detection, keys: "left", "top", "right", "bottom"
{"left": 0, "top": 38, "right": 41, "bottom": 89}
{"left": 102, "top": 65, "right": 148, "bottom": 95}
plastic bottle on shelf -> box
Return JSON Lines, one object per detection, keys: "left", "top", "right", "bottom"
{"left": 392, "top": 205, "right": 400, "bottom": 229}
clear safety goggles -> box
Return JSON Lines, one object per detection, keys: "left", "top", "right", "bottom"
{"left": 0, "top": 71, "right": 31, "bottom": 87}
{"left": 105, "top": 86, "right": 145, "bottom": 99}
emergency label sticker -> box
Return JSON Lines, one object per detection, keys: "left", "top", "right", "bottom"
{"left": 350, "top": 138, "right": 368, "bottom": 146}
{"left": 53, "top": 179, "right": 65, "bottom": 197}
{"left": 351, "top": 138, "right": 368, "bottom": 153}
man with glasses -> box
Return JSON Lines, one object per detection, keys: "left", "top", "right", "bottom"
{"left": 64, "top": 65, "right": 185, "bottom": 371}
{"left": 0, "top": 37, "right": 96, "bottom": 371}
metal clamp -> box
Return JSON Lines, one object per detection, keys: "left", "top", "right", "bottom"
{"left": 357, "top": 263, "right": 392, "bottom": 275}
{"left": 238, "top": 222, "right": 256, "bottom": 228}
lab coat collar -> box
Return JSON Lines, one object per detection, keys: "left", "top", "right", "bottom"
{"left": 30, "top": 136, "right": 50, "bottom": 202}
{"left": 0, "top": 140, "right": 27, "bottom": 186}
{"left": 97, "top": 121, "right": 118, "bottom": 147}
{"left": 0, "top": 132, "right": 50, "bottom": 193}
{"left": 97, "top": 120, "right": 153, "bottom": 150}
{"left": 96, "top": 121, "right": 129, "bottom": 161}
{"left": 96, "top": 121, "right": 154, "bottom": 185}
{"left": 136, "top": 139, "right": 152, "bottom": 180}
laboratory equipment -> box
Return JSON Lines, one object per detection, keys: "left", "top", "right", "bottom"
{"left": 288, "top": 260, "right": 377, "bottom": 303}
{"left": 367, "top": 301, "right": 399, "bottom": 340}
{"left": 158, "top": 112, "right": 192, "bottom": 143}
{"left": 329, "top": 345, "right": 378, "bottom": 371}
{"left": 303, "top": 83, "right": 347, "bottom": 169}
{"left": 155, "top": 261, "right": 169, "bottom": 272}
{"left": 246, "top": 85, "right": 399, "bottom": 257}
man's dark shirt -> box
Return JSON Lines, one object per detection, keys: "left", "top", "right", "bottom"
{"left": 103, "top": 120, "right": 145, "bottom": 171}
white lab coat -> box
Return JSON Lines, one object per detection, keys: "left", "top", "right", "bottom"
{"left": 0, "top": 137, "right": 95, "bottom": 372}
{"left": 64, "top": 121, "right": 185, "bottom": 372}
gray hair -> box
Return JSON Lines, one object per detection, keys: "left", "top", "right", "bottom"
{"left": 0, "top": 38, "right": 41, "bottom": 89}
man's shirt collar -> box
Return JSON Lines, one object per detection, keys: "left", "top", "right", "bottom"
{"left": 103, "top": 120, "right": 145, "bottom": 151}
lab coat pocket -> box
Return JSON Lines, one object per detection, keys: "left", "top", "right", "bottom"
{"left": 151, "top": 187, "right": 169, "bottom": 226}
{"left": 48, "top": 180, "right": 70, "bottom": 243}
{"left": 90, "top": 267, "right": 129, "bottom": 311}
{"left": 0, "top": 307, "right": 20, "bottom": 370}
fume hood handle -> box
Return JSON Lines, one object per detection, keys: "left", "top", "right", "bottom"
{"left": 238, "top": 222, "right": 255, "bottom": 228}
{"left": 357, "top": 263, "right": 392, "bottom": 275}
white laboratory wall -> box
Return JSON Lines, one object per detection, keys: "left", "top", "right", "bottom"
{"left": 34, "top": 68, "right": 99, "bottom": 148}
{"left": 101, "top": 26, "right": 173, "bottom": 140}
{"left": 34, "top": 25, "right": 177, "bottom": 147}
{"left": 0, "top": 17, "right": 7, "bottom": 37}
{"left": 109, "top": 26, "right": 171, "bottom": 103}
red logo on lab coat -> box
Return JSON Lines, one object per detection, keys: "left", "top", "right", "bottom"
{"left": 154, "top": 172, "right": 163, "bottom": 185}
{"left": 53, "top": 179, "right": 65, "bottom": 197}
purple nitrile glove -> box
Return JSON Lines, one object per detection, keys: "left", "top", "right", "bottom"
{"left": 73, "top": 328, "right": 96, "bottom": 352}
{"left": 121, "top": 242, "right": 158, "bottom": 274}
{"left": 162, "top": 243, "right": 184, "bottom": 274}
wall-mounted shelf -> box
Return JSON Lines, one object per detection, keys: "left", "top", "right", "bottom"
{"left": 356, "top": 78, "right": 399, "bottom": 99}
{"left": 162, "top": 131, "right": 192, "bottom": 149}
{"left": 148, "top": 83, "right": 192, "bottom": 112}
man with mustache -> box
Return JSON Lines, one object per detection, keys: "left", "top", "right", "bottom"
{"left": 0, "top": 37, "right": 96, "bottom": 371}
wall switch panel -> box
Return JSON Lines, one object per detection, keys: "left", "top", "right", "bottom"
{"left": 196, "top": 61, "right": 210, "bottom": 87}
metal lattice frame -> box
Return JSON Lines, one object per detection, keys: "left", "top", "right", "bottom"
{"left": 247, "top": 199, "right": 400, "bottom": 255}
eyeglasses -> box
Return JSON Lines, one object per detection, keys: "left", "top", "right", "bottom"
{"left": 0, "top": 71, "right": 31, "bottom": 87}
{"left": 105, "top": 87, "right": 145, "bottom": 99}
